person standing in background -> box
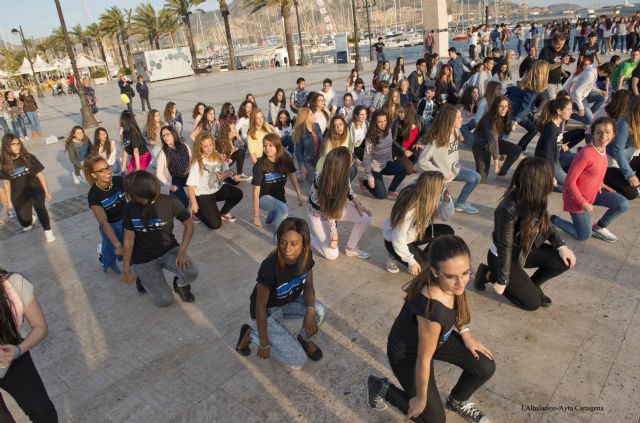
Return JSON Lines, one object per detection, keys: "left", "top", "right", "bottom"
{"left": 136, "top": 75, "right": 151, "bottom": 113}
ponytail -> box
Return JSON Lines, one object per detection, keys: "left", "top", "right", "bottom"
{"left": 536, "top": 97, "right": 572, "bottom": 132}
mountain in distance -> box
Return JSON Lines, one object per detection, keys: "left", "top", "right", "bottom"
{"left": 546, "top": 4, "right": 582, "bottom": 10}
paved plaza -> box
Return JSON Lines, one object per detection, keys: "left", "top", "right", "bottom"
{"left": 1, "top": 62, "right": 640, "bottom": 423}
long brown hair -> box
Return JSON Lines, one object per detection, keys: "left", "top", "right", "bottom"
{"left": 504, "top": 157, "right": 553, "bottom": 251}
{"left": 364, "top": 110, "right": 390, "bottom": 146}
{"left": 399, "top": 103, "right": 418, "bottom": 141}
{"left": 248, "top": 108, "right": 269, "bottom": 139}
{"left": 536, "top": 97, "right": 572, "bottom": 131}
{"left": 64, "top": 125, "right": 91, "bottom": 152}
{"left": 390, "top": 171, "right": 444, "bottom": 239}
{"left": 259, "top": 133, "right": 294, "bottom": 175}
{"left": 217, "top": 122, "right": 236, "bottom": 158}
{"left": 317, "top": 147, "right": 351, "bottom": 219}
{"left": 424, "top": 104, "right": 458, "bottom": 148}
{"left": 164, "top": 101, "right": 177, "bottom": 122}
{"left": 475, "top": 96, "right": 513, "bottom": 138}
{"left": 92, "top": 127, "right": 112, "bottom": 159}
{"left": 292, "top": 107, "right": 312, "bottom": 145}
{"left": 0, "top": 134, "right": 30, "bottom": 180}
{"left": 145, "top": 109, "right": 161, "bottom": 142}
{"left": 382, "top": 88, "right": 401, "bottom": 120}
{"left": 627, "top": 95, "right": 640, "bottom": 148}
{"left": 402, "top": 235, "right": 472, "bottom": 328}
{"left": 0, "top": 268, "right": 23, "bottom": 345}
{"left": 324, "top": 115, "right": 349, "bottom": 149}
{"left": 604, "top": 89, "right": 632, "bottom": 120}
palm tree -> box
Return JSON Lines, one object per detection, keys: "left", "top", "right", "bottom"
{"left": 71, "top": 24, "right": 94, "bottom": 57}
{"left": 133, "top": 2, "right": 179, "bottom": 49}
{"left": 100, "top": 6, "right": 135, "bottom": 74}
{"left": 163, "top": 0, "right": 205, "bottom": 71}
{"left": 218, "top": 0, "right": 237, "bottom": 70}
{"left": 245, "top": 0, "right": 296, "bottom": 67}
{"left": 86, "top": 23, "right": 111, "bottom": 77}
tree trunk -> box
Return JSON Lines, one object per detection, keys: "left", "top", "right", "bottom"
{"left": 97, "top": 38, "right": 111, "bottom": 80}
{"left": 184, "top": 16, "right": 198, "bottom": 71}
{"left": 115, "top": 36, "right": 126, "bottom": 69}
{"left": 220, "top": 3, "right": 237, "bottom": 71}
{"left": 155, "top": 37, "right": 160, "bottom": 50}
{"left": 123, "top": 34, "right": 136, "bottom": 76}
{"left": 281, "top": 1, "right": 296, "bottom": 66}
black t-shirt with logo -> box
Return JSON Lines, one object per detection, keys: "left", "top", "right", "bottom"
{"left": 251, "top": 158, "right": 296, "bottom": 203}
{"left": 123, "top": 194, "right": 190, "bottom": 264}
{"left": 87, "top": 176, "right": 127, "bottom": 223}
{"left": 0, "top": 155, "right": 45, "bottom": 197}
{"left": 387, "top": 293, "right": 458, "bottom": 357}
{"left": 579, "top": 42, "right": 599, "bottom": 61}
{"left": 123, "top": 132, "right": 148, "bottom": 156}
{"left": 373, "top": 41, "right": 385, "bottom": 53}
{"left": 539, "top": 45, "right": 568, "bottom": 84}
{"left": 249, "top": 252, "right": 315, "bottom": 319}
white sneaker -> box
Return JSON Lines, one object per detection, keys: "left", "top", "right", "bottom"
{"left": 239, "top": 173, "right": 252, "bottom": 181}
{"left": 72, "top": 173, "right": 81, "bottom": 186}
{"left": 23, "top": 225, "right": 33, "bottom": 232}
{"left": 385, "top": 254, "right": 400, "bottom": 273}
{"left": 592, "top": 226, "right": 618, "bottom": 242}
{"left": 345, "top": 247, "right": 370, "bottom": 259}
{"left": 24, "top": 136, "right": 29, "bottom": 141}
{"left": 44, "top": 230, "right": 56, "bottom": 243}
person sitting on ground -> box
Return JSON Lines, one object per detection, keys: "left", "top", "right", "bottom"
{"left": 474, "top": 157, "right": 576, "bottom": 310}
{"left": 367, "top": 235, "right": 494, "bottom": 423}
{"left": 235, "top": 217, "right": 327, "bottom": 370}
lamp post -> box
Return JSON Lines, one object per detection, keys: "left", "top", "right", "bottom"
{"left": 53, "top": 0, "right": 98, "bottom": 128}
{"left": 293, "top": 0, "right": 307, "bottom": 65}
{"left": 11, "top": 26, "right": 44, "bottom": 99}
{"left": 351, "top": 0, "right": 363, "bottom": 71}
{"left": 358, "top": 0, "right": 376, "bottom": 61}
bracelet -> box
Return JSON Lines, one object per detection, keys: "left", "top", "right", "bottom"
{"left": 258, "top": 344, "right": 271, "bottom": 350}
{"left": 14, "top": 345, "right": 21, "bottom": 360}
{"left": 114, "top": 243, "right": 122, "bottom": 248}
{"left": 307, "top": 306, "right": 316, "bottom": 313}
{"left": 459, "top": 327, "right": 471, "bottom": 335}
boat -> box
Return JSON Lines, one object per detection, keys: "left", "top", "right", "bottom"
{"left": 452, "top": 35, "right": 469, "bottom": 42}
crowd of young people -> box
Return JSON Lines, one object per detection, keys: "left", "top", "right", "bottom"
{"left": 2, "top": 16, "right": 640, "bottom": 420}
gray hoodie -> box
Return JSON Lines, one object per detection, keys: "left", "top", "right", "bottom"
{"left": 415, "top": 133, "right": 461, "bottom": 179}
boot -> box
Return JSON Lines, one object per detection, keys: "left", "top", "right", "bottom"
{"left": 173, "top": 276, "right": 195, "bottom": 302}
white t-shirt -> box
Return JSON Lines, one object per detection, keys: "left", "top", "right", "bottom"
{"left": 186, "top": 158, "right": 229, "bottom": 196}
{"left": 469, "top": 32, "right": 479, "bottom": 46}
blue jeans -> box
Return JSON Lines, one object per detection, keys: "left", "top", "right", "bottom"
{"left": 171, "top": 176, "right": 189, "bottom": 208}
{"left": 259, "top": 195, "right": 289, "bottom": 243}
{"left": 349, "top": 163, "right": 357, "bottom": 182}
{"left": 367, "top": 161, "right": 407, "bottom": 199}
{"left": 460, "top": 120, "right": 476, "bottom": 145}
{"left": 11, "top": 117, "right": 27, "bottom": 138}
{"left": 552, "top": 191, "right": 629, "bottom": 240}
{"left": 453, "top": 166, "right": 480, "bottom": 204}
{"left": 572, "top": 92, "right": 605, "bottom": 124}
{"left": 516, "top": 40, "right": 524, "bottom": 57}
{"left": 0, "top": 117, "right": 9, "bottom": 133}
{"left": 25, "top": 111, "right": 41, "bottom": 132}
{"left": 376, "top": 52, "right": 386, "bottom": 63}
{"left": 99, "top": 220, "right": 124, "bottom": 272}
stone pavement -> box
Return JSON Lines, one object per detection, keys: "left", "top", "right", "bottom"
{"left": 2, "top": 62, "right": 640, "bottom": 423}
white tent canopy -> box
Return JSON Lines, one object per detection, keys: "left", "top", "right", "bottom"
{"left": 0, "top": 69, "right": 8, "bottom": 78}
{"left": 58, "top": 54, "right": 106, "bottom": 71}
{"left": 16, "top": 57, "right": 33, "bottom": 75}
{"left": 15, "top": 55, "right": 56, "bottom": 75}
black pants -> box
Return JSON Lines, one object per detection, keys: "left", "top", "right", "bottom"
{"left": 140, "top": 96, "right": 151, "bottom": 112}
{"left": 384, "top": 224, "right": 454, "bottom": 267}
{"left": 487, "top": 244, "right": 568, "bottom": 311}
{"left": 195, "top": 184, "right": 243, "bottom": 229}
{"left": 385, "top": 332, "right": 495, "bottom": 423}
{"left": 13, "top": 188, "right": 51, "bottom": 231}
{"left": 125, "top": 94, "right": 133, "bottom": 113}
{"left": 517, "top": 117, "right": 537, "bottom": 151}
{"left": 472, "top": 138, "right": 521, "bottom": 182}
{"left": 0, "top": 352, "right": 57, "bottom": 423}
{"left": 603, "top": 157, "right": 640, "bottom": 201}
{"left": 229, "top": 149, "right": 245, "bottom": 175}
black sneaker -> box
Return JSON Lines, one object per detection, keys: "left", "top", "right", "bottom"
{"left": 173, "top": 276, "right": 195, "bottom": 303}
{"left": 473, "top": 264, "right": 489, "bottom": 291}
{"left": 446, "top": 397, "right": 491, "bottom": 422}
{"left": 135, "top": 278, "right": 147, "bottom": 294}
{"left": 297, "top": 335, "right": 322, "bottom": 361}
{"left": 365, "top": 375, "right": 388, "bottom": 411}
{"left": 539, "top": 289, "right": 552, "bottom": 307}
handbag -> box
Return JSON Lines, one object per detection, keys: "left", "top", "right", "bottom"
{"left": 120, "top": 93, "right": 130, "bottom": 105}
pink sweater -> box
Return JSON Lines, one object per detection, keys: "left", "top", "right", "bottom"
{"left": 563, "top": 145, "right": 607, "bottom": 213}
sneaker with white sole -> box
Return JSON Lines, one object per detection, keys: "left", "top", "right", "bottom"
{"left": 72, "top": 174, "right": 81, "bottom": 186}
{"left": 592, "top": 225, "right": 618, "bottom": 242}
{"left": 365, "top": 375, "right": 388, "bottom": 411}
{"left": 239, "top": 173, "right": 252, "bottom": 181}
{"left": 455, "top": 202, "right": 479, "bottom": 214}
{"left": 6, "top": 209, "right": 15, "bottom": 218}
{"left": 221, "top": 213, "right": 237, "bottom": 223}
{"left": 385, "top": 255, "right": 400, "bottom": 273}
{"left": 44, "top": 230, "right": 56, "bottom": 243}
{"left": 446, "top": 397, "right": 491, "bottom": 422}
{"left": 345, "top": 247, "right": 371, "bottom": 259}
{"left": 22, "top": 225, "right": 33, "bottom": 232}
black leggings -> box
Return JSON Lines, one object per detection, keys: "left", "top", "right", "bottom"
{"left": 195, "top": 184, "right": 243, "bottom": 229}
{"left": 385, "top": 332, "right": 495, "bottom": 423}
{"left": 487, "top": 244, "right": 568, "bottom": 311}
{"left": 229, "top": 149, "right": 245, "bottom": 175}
{"left": 603, "top": 157, "right": 640, "bottom": 201}
{"left": 0, "top": 352, "right": 58, "bottom": 423}
{"left": 472, "top": 138, "right": 521, "bottom": 182}
{"left": 13, "top": 189, "right": 51, "bottom": 231}
{"left": 384, "top": 224, "right": 455, "bottom": 267}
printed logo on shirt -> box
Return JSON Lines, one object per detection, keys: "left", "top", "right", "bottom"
{"left": 275, "top": 272, "right": 308, "bottom": 299}
{"left": 264, "top": 172, "right": 286, "bottom": 184}
{"left": 442, "top": 325, "right": 454, "bottom": 342}
{"left": 448, "top": 138, "right": 459, "bottom": 155}
{"left": 101, "top": 191, "right": 125, "bottom": 210}
{"left": 131, "top": 218, "right": 167, "bottom": 232}
{"left": 10, "top": 166, "right": 29, "bottom": 179}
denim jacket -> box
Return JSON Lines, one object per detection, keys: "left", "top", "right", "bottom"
{"left": 509, "top": 87, "right": 539, "bottom": 123}
{"left": 608, "top": 117, "right": 637, "bottom": 180}
{"left": 295, "top": 123, "right": 323, "bottom": 165}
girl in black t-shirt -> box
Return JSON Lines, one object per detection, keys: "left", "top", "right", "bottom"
{"left": 0, "top": 134, "right": 55, "bottom": 243}
{"left": 122, "top": 171, "right": 198, "bottom": 307}
{"left": 235, "top": 217, "right": 326, "bottom": 370}
{"left": 252, "top": 133, "right": 303, "bottom": 243}
{"left": 367, "top": 235, "right": 494, "bottom": 423}
{"left": 120, "top": 111, "right": 151, "bottom": 173}
{"left": 84, "top": 156, "right": 127, "bottom": 275}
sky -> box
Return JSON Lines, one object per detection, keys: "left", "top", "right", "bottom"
{"left": 0, "top": 0, "right": 632, "bottom": 42}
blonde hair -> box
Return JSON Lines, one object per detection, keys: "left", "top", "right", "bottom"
{"left": 390, "top": 171, "right": 444, "bottom": 240}
{"left": 292, "top": 107, "right": 312, "bottom": 145}
{"left": 191, "top": 132, "right": 222, "bottom": 173}
{"left": 519, "top": 60, "right": 549, "bottom": 93}
{"left": 248, "top": 108, "right": 269, "bottom": 139}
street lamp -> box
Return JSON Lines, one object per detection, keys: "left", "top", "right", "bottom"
{"left": 53, "top": 0, "right": 98, "bottom": 129}
{"left": 350, "top": 0, "right": 363, "bottom": 71}
{"left": 357, "top": 0, "right": 376, "bottom": 61}
{"left": 293, "top": 0, "right": 307, "bottom": 66}
{"left": 11, "top": 26, "right": 44, "bottom": 99}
